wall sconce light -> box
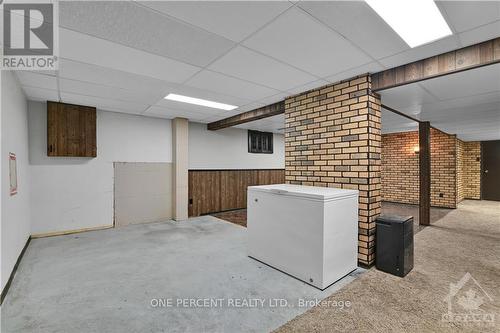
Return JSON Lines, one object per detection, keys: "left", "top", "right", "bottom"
{"left": 413, "top": 146, "right": 420, "bottom": 154}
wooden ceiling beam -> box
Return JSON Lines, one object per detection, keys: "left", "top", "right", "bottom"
{"left": 372, "top": 37, "right": 500, "bottom": 91}
{"left": 207, "top": 101, "right": 285, "bottom": 131}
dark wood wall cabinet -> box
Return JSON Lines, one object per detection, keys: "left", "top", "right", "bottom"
{"left": 47, "top": 101, "right": 97, "bottom": 157}
{"left": 188, "top": 169, "right": 284, "bottom": 217}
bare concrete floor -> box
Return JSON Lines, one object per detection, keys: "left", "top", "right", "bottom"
{"left": 276, "top": 200, "right": 500, "bottom": 333}
{"left": 1, "top": 215, "right": 363, "bottom": 333}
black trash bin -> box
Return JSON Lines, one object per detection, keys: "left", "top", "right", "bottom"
{"left": 376, "top": 215, "right": 414, "bottom": 277}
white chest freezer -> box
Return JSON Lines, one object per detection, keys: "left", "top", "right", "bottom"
{"left": 247, "top": 184, "right": 358, "bottom": 290}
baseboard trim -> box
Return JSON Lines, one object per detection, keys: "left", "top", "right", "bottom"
{"left": 31, "top": 225, "right": 113, "bottom": 239}
{"left": 1, "top": 236, "right": 31, "bottom": 305}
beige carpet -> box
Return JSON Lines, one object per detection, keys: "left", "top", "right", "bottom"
{"left": 276, "top": 200, "right": 500, "bottom": 333}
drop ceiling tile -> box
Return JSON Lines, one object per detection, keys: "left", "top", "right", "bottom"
{"left": 139, "top": 1, "right": 292, "bottom": 42}
{"left": 208, "top": 46, "right": 317, "bottom": 91}
{"left": 325, "top": 62, "right": 385, "bottom": 84}
{"left": 60, "top": 28, "right": 200, "bottom": 83}
{"left": 381, "top": 109, "right": 418, "bottom": 134}
{"left": 59, "top": 78, "right": 165, "bottom": 105}
{"left": 202, "top": 108, "right": 247, "bottom": 123}
{"left": 287, "top": 79, "right": 330, "bottom": 95}
{"left": 380, "top": 84, "right": 439, "bottom": 110}
{"left": 258, "top": 93, "right": 288, "bottom": 106}
{"left": 299, "top": 1, "right": 409, "bottom": 60}
{"left": 60, "top": 92, "right": 148, "bottom": 115}
{"left": 144, "top": 106, "right": 208, "bottom": 122}
{"left": 378, "top": 35, "right": 459, "bottom": 68}
{"left": 419, "top": 64, "right": 500, "bottom": 101}
{"left": 59, "top": 59, "right": 173, "bottom": 95}
{"left": 458, "top": 20, "right": 500, "bottom": 47}
{"left": 243, "top": 8, "right": 371, "bottom": 77}
{"left": 420, "top": 91, "right": 500, "bottom": 113}
{"left": 60, "top": 1, "right": 235, "bottom": 67}
{"left": 234, "top": 101, "right": 266, "bottom": 113}
{"left": 185, "top": 70, "right": 281, "bottom": 101}
{"left": 15, "top": 71, "right": 57, "bottom": 90}
{"left": 22, "top": 86, "right": 59, "bottom": 102}
{"left": 439, "top": 1, "right": 500, "bottom": 33}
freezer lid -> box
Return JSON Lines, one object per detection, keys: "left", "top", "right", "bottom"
{"left": 248, "top": 184, "right": 358, "bottom": 201}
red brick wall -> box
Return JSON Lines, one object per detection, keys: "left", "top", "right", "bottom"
{"left": 284, "top": 74, "right": 381, "bottom": 266}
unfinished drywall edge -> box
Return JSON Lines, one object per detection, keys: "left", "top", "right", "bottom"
{"left": 30, "top": 225, "right": 113, "bottom": 239}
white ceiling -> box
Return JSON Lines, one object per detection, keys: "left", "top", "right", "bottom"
{"left": 381, "top": 109, "right": 419, "bottom": 134}
{"left": 235, "top": 114, "right": 286, "bottom": 134}
{"left": 11, "top": 1, "right": 500, "bottom": 139}
{"left": 380, "top": 64, "right": 500, "bottom": 141}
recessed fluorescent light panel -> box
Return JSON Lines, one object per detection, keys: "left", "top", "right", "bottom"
{"left": 164, "top": 93, "right": 238, "bottom": 111}
{"left": 366, "top": 0, "right": 452, "bottom": 48}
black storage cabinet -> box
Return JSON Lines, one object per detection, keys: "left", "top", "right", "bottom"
{"left": 376, "top": 215, "right": 414, "bottom": 277}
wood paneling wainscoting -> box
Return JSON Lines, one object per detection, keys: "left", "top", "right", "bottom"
{"left": 188, "top": 169, "right": 284, "bottom": 217}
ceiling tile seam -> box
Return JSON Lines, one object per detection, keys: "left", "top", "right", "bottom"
{"left": 55, "top": 57, "right": 268, "bottom": 116}
{"left": 179, "top": 1, "right": 300, "bottom": 86}
{"left": 185, "top": 68, "right": 290, "bottom": 94}
{"left": 147, "top": 2, "right": 303, "bottom": 115}
{"left": 435, "top": 1, "right": 463, "bottom": 49}
{"left": 140, "top": 105, "right": 153, "bottom": 115}
{"left": 237, "top": 44, "right": 324, "bottom": 80}
{"left": 54, "top": 73, "right": 171, "bottom": 98}
{"left": 59, "top": 26, "right": 205, "bottom": 70}
{"left": 417, "top": 83, "right": 443, "bottom": 102}
{"left": 416, "top": 86, "right": 500, "bottom": 108}
{"left": 144, "top": 106, "right": 213, "bottom": 119}
{"left": 57, "top": 57, "right": 178, "bottom": 86}
{"left": 295, "top": 5, "right": 386, "bottom": 70}
{"left": 21, "top": 84, "right": 58, "bottom": 94}
{"left": 321, "top": 61, "right": 385, "bottom": 84}
{"left": 56, "top": 89, "right": 150, "bottom": 108}
{"left": 132, "top": 1, "right": 241, "bottom": 44}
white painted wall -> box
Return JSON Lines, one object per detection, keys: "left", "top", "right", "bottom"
{"left": 188, "top": 122, "right": 285, "bottom": 170}
{"left": 28, "top": 101, "right": 172, "bottom": 235}
{"left": 1, "top": 71, "right": 31, "bottom": 292}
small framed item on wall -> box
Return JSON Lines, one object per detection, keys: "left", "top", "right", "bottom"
{"left": 9, "top": 152, "right": 18, "bottom": 196}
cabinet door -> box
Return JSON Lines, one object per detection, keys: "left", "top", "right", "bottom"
{"left": 47, "top": 101, "right": 96, "bottom": 157}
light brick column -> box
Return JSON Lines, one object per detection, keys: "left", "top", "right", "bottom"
{"left": 284, "top": 74, "right": 381, "bottom": 266}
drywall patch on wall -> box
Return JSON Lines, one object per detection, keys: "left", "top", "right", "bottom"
{"left": 28, "top": 101, "right": 172, "bottom": 235}
{"left": 1, "top": 71, "right": 31, "bottom": 292}
{"left": 114, "top": 162, "right": 173, "bottom": 227}
{"left": 188, "top": 122, "right": 285, "bottom": 170}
